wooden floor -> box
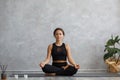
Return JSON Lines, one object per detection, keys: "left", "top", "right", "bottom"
{"left": 9, "top": 72, "right": 120, "bottom": 77}
{"left": 7, "top": 72, "right": 120, "bottom": 80}
{"left": 7, "top": 77, "right": 120, "bottom": 80}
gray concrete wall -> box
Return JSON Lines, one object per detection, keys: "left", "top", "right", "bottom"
{"left": 0, "top": 0, "right": 120, "bottom": 71}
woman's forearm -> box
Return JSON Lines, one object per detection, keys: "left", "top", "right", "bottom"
{"left": 43, "top": 58, "right": 50, "bottom": 64}
{"left": 68, "top": 58, "right": 76, "bottom": 66}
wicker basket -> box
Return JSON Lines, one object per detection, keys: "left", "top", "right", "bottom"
{"left": 105, "top": 59, "right": 120, "bottom": 73}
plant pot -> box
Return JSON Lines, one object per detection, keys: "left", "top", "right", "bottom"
{"left": 1, "top": 73, "right": 7, "bottom": 80}
{"left": 105, "top": 59, "right": 120, "bottom": 73}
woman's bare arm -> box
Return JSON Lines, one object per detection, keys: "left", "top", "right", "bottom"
{"left": 66, "top": 44, "right": 80, "bottom": 69}
{"left": 66, "top": 44, "right": 76, "bottom": 65}
{"left": 39, "top": 44, "right": 52, "bottom": 68}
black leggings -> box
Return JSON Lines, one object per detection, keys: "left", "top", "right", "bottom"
{"left": 42, "top": 62, "right": 78, "bottom": 76}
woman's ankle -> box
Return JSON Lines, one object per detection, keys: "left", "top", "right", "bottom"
{"left": 45, "top": 73, "right": 56, "bottom": 76}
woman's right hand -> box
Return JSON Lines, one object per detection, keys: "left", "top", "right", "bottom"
{"left": 39, "top": 62, "right": 45, "bottom": 68}
{"left": 74, "top": 64, "right": 80, "bottom": 69}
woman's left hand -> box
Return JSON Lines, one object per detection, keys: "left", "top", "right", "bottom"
{"left": 74, "top": 64, "right": 80, "bottom": 69}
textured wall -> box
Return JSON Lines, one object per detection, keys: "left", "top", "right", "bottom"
{"left": 0, "top": 0, "right": 120, "bottom": 71}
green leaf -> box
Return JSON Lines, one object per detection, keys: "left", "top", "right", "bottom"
{"left": 117, "top": 49, "right": 120, "bottom": 55}
{"left": 114, "top": 35, "right": 119, "bottom": 41}
{"left": 103, "top": 53, "right": 113, "bottom": 61}
{"left": 106, "top": 39, "right": 115, "bottom": 46}
{"left": 116, "top": 39, "right": 120, "bottom": 44}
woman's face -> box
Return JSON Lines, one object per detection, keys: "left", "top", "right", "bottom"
{"left": 54, "top": 30, "right": 64, "bottom": 41}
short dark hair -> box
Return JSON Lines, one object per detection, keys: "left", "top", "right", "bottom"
{"left": 53, "top": 28, "right": 65, "bottom": 36}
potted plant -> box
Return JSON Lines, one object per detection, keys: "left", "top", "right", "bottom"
{"left": 0, "top": 64, "right": 8, "bottom": 80}
{"left": 103, "top": 35, "right": 120, "bottom": 72}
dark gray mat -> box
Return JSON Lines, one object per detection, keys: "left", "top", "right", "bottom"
{"left": 9, "top": 73, "right": 120, "bottom": 77}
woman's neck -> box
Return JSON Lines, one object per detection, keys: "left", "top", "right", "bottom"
{"left": 55, "top": 41, "right": 63, "bottom": 46}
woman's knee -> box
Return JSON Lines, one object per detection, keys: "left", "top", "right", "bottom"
{"left": 66, "top": 66, "right": 78, "bottom": 75}
{"left": 42, "top": 64, "right": 63, "bottom": 73}
{"left": 42, "top": 64, "right": 51, "bottom": 73}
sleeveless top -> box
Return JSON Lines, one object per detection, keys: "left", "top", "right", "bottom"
{"left": 51, "top": 43, "right": 67, "bottom": 61}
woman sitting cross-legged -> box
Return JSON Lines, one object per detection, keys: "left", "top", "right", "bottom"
{"left": 39, "top": 28, "right": 80, "bottom": 76}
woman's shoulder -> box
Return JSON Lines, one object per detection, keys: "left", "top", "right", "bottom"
{"left": 64, "top": 43, "right": 69, "bottom": 46}
{"left": 48, "top": 44, "right": 53, "bottom": 49}
{"left": 64, "top": 43, "right": 70, "bottom": 49}
{"left": 48, "top": 42, "right": 56, "bottom": 46}
{"left": 48, "top": 43, "right": 53, "bottom": 47}
{"left": 48, "top": 43, "right": 56, "bottom": 49}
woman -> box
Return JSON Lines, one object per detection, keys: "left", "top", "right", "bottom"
{"left": 39, "top": 28, "right": 80, "bottom": 76}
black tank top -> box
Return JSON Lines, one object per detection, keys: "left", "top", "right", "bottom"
{"left": 51, "top": 43, "right": 67, "bottom": 61}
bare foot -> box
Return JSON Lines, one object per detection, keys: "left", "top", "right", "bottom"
{"left": 45, "top": 73, "right": 56, "bottom": 76}
{"left": 62, "top": 65, "right": 70, "bottom": 70}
